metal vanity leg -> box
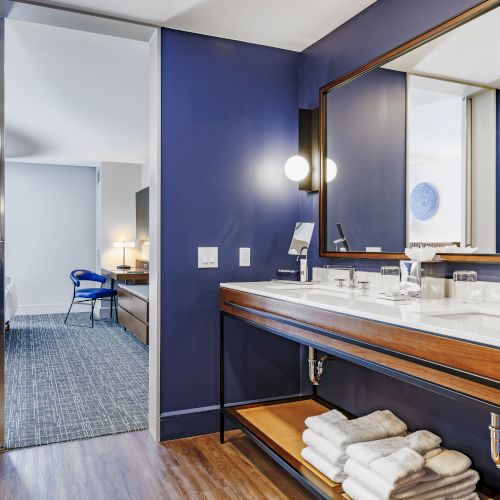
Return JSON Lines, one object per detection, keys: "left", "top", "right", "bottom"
{"left": 219, "top": 311, "right": 225, "bottom": 444}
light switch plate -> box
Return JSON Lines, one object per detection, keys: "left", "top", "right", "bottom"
{"left": 198, "top": 247, "right": 218, "bottom": 268}
{"left": 239, "top": 247, "right": 251, "bottom": 267}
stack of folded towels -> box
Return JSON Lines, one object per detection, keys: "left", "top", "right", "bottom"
{"left": 342, "top": 431, "right": 479, "bottom": 500}
{"left": 300, "top": 409, "right": 408, "bottom": 483}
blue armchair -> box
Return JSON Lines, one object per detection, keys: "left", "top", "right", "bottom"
{"left": 64, "top": 270, "right": 118, "bottom": 327}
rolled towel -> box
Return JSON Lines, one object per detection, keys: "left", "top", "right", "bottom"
{"left": 344, "top": 457, "right": 425, "bottom": 499}
{"left": 395, "top": 469, "right": 479, "bottom": 499}
{"left": 421, "top": 449, "right": 472, "bottom": 479}
{"left": 346, "top": 430, "right": 441, "bottom": 466}
{"left": 301, "top": 446, "right": 348, "bottom": 483}
{"left": 305, "top": 408, "right": 347, "bottom": 437}
{"left": 317, "top": 410, "right": 407, "bottom": 448}
{"left": 302, "top": 429, "right": 346, "bottom": 466}
{"left": 423, "top": 448, "right": 443, "bottom": 460}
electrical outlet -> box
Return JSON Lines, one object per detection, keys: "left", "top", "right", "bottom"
{"left": 239, "top": 247, "right": 251, "bottom": 267}
{"left": 198, "top": 247, "right": 218, "bottom": 268}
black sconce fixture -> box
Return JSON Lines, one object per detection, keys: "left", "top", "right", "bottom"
{"left": 284, "top": 108, "right": 319, "bottom": 192}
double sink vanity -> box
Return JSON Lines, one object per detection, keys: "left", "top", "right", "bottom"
{"left": 219, "top": 278, "right": 500, "bottom": 498}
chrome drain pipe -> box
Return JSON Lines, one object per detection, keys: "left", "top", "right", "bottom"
{"left": 490, "top": 413, "right": 500, "bottom": 468}
{"left": 308, "top": 347, "right": 329, "bottom": 385}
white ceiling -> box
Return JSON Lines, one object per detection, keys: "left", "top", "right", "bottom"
{"left": 5, "top": 19, "right": 149, "bottom": 165}
{"left": 30, "top": 0, "right": 376, "bottom": 51}
{"left": 384, "top": 6, "right": 500, "bottom": 88}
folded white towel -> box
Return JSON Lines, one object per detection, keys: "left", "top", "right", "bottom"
{"left": 454, "top": 494, "right": 479, "bottom": 500}
{"left": 301, "top": 446, "right": 347, "bottom": 483}
{"left": 344, "top": 458, "right": 425, "bottom": 498}
{"left": 346, "top": 430, "right": 441, "bottom": 466}
{"left": 395, "top": 469, "right": 479, "bottom": 499}
{"left": 302, "top": 428, "right": 346, "bottom": 465}
{"left": 369, "top": 447, "right": 425, "bottom": 485}
{"left": 346, "top": 457, "right": 478, "bottom": 500}
{"left": 343, "top": 477, "right": 478, "bottom": 500}
{"left": 305, "top": 408, "right": 347, "bottom": 437}
{"left": 317, "top": 410, "right": 407, "bottom": 448}
{"left": 343, "top": 476, "right": 390, "bottom": 500}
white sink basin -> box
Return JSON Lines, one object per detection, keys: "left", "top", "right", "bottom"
{"left": 421, "top": 307, "right": 500, "bottom": 330}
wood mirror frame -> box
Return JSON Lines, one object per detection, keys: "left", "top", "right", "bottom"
{"left": 319, "top": 0, "right": 500, "bottom": 263}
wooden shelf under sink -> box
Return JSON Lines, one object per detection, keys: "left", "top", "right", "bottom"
{"left": 224, "top": 396, "right": 500, "bottom": 500}
{"left": 225, "top": 397, "right": 346, "bottom": 499}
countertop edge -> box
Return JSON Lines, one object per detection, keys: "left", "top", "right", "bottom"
{"left": 220, "top": 282, "right": 500, "bottom": 349}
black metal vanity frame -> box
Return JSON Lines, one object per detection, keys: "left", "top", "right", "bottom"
{"left": 219, "top": 287, "right": 500, "bottom": 499}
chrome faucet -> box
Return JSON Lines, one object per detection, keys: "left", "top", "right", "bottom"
{"left": 326, "top": 265, "right": 357, "bottom": 288}
{"left": 297, "top": 246, "right": 309, "bottom": 282}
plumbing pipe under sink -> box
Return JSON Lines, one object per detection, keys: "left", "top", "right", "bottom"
{"left": 490, "top": 413, "right": 500, "bottom": 468}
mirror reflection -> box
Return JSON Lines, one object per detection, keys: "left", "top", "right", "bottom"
{"left": 323, "top": 6, "right": 500, "bottom": 255}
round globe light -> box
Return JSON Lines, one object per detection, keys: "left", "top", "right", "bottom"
{"left": 326, "top": 158, "right": 338, "bottom": 183}
{"left": 284, "top": 155, "right": 310, "bottom": 182}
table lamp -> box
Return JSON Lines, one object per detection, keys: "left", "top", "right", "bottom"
{"left": 113, "top": 241, "right": 136, "bottom": 269}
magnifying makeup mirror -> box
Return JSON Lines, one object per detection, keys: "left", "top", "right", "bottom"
{"left": 289, "top": 222, "right": 315, "bottom": 256}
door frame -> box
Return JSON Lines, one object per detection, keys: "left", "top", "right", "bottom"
{"left": 4, "top": 2, "right": 162, "bottom": 442}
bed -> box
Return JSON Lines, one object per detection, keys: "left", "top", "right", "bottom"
{"left": 5, "top": 276, "right": 18, "bottom": 329}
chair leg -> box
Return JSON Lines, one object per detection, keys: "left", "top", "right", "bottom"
{"left": 110, "top": 295, "right": 114, "bottom": 320}
{"left": 64, "top": 297, "right": 75, "bottom": 324}
{"left": 91, "top": 299, "right": 95, "bottom": 328}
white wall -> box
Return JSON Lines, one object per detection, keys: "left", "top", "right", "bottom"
{"left": 97, "top": 162, "right": 142, "bottom": 270}
{"left": 471, "top": 90, "right": 496, "bottom": 252}
{"left": 407, "top": 84, "right": 466, "bottom": 245}
{"left": 5, "top": 162, "right": 96, "bottom": 314}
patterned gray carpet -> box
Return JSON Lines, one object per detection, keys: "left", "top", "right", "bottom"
{"left": 4, "top": 313, "right": 148, "bottom": 449}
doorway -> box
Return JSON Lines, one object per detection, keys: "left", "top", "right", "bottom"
{"left": 1, "top": 3, "right": 161, "bottom": 448}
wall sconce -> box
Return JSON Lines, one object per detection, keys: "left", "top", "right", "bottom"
{"left": 284, "top": 108, "right": 319, "bottom": 192}
{"left": 326, "top": 158, "right": 338, "bottom": 183}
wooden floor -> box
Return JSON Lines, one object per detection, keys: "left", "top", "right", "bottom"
{"left": 0, "top": 430, "right": 311, "bottom": 500}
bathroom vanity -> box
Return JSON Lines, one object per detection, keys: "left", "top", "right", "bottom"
{"left": 219, "top": 282, "right": 500, "bottom": 499}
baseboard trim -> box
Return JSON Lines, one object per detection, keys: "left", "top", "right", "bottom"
{"left": 16, "top": 303, "right": 89, "bottom": 315}
{"left": 160, "top": 393, "right": 302, "bottom": 441}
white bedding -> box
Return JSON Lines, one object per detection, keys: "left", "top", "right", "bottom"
{"left": 5, "top": 276, "right": 18, "bottom": 323}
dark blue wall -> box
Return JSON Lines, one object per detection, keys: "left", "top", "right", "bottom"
{"left": 326, "top": 68, "right": 406, "bottom": 252}
{"left": 160, "top": 0, "right": 500, "bottom": 487}
{"left": 299, "top": 0, "right": 500, "bottom": 489}
{"left": 160, "top": 29, "right": 304, "bottom": 439}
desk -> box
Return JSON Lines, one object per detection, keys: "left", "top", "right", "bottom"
{"left": 101, "top": 268, "right": 149, "bottom": 290}
{"left": 118, "top": 284, "right": 149, "bottom": 345}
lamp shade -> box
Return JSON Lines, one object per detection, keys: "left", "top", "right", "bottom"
{"left": 113, "top": 241, "right": 136, "bottom": 248}
{"left": 284, "top": 155, "right": 310, "bottom": 182}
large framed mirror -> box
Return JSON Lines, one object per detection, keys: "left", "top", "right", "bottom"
{"left": 320, "top": 0, "right": 500, "bottom": 262}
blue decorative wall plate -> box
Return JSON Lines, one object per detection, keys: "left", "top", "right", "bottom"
{"left": 410, "top": 182, "right": 439, "bottom": 221}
